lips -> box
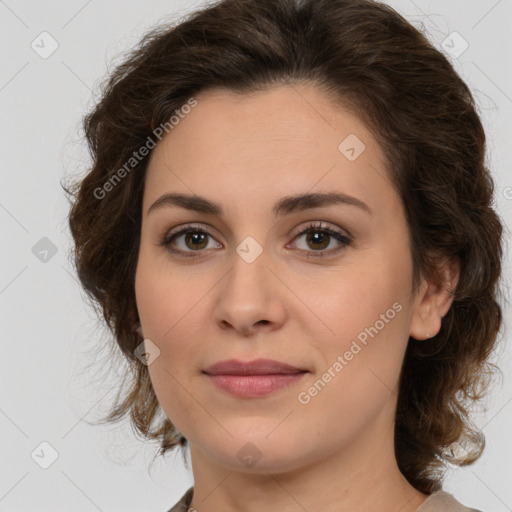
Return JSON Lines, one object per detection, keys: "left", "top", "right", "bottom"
{"left": 203, "top": 358, "right": 308, "bottom": 398}
{"left": 203, "top": 358, "right": 307, "bottom": 376}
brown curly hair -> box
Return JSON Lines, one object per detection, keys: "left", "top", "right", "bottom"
{"left": 62, "top": 0, "right": 505, "bottom": 494}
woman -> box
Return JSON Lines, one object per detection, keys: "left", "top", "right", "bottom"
{"left": 64, "top": 0, "right": 504, "bottom": 510}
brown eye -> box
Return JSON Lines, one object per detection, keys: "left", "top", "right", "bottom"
{"left": 182, "top": 231, "right": 209, "bottom": 250}
{"left": 290, "top": 222, "right": 352, "bottom": 258}
{"left": 160, "top": 225, "right": 222, "bottom": 258}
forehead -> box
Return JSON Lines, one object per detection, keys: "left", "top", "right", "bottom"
{"left": 143, "top": 84, "right": 396, "bottom": 217}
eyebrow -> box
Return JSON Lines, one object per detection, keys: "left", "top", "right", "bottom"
{"left": 147, "top": 191, "right": 373, "bottom": 217}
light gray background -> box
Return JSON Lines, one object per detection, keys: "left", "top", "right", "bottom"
{"left": 0, "top": 0, "right": 511, "bottom": 511}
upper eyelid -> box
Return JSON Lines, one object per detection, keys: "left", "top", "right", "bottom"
{"left": 165, "top": 223, "right": 219, "bottom": 240}
{"left": 165, "top": 221, "right": 347, "bottom": 240}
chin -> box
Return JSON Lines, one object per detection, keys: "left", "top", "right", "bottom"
{"left": 195, "top": 427, "right": 318, "bottom": 474}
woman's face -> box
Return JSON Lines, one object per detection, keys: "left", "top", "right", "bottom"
{"left": 135, "top": 84, "right": 430, "bottom": 473}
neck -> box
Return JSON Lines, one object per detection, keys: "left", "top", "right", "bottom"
{"left": 186, "top": 410, "right": 429, "bottom": 512}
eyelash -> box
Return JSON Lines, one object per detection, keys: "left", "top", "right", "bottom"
{"left": 159, "top": 221, "right": 352, "bottom": 259}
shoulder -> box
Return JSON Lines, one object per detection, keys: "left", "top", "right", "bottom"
{"left": 416, "top": 489, "right": 485, "bottom": 512}
{"left": 165, "top": 486, "right": 194, "bottom": 512}
{"left": 164, "top": 487, "right": 486, "bottom": 512}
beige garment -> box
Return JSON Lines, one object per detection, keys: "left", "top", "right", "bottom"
{"left": 165, "top": 486, "right": 483, "bottom": 512}
{"left": 415, "top": 490, "right": 482, "bottom": 512}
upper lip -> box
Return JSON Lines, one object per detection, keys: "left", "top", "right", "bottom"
{"left": 203, "top": 358, "right": 308, "bottom": 376}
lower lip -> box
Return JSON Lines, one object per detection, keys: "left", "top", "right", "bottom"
{"left": 206, "top": 372, "right": 307, "bottom": 398}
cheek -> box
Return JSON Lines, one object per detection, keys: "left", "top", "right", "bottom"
{"left": 134, "top": 252, "right": 209, "bottom": 425}
{"left": 292, "top": 279, "right": 409, "bottom": 446}
{"left": 293, "top": 257, "right": 409, "bottom": 346}
{"left": 135, "top": 247, "right": 200, "bottom": 342}
{"left": 135, "top": 286, "right": 207, "bottom": 379}
{"left": 292, "top": 253, "right": 411, "bottom": 401}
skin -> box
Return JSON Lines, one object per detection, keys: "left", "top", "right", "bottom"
{"left": 134, "top": 83, "right": 460, "bottom": 512}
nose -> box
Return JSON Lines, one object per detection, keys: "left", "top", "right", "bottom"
{"left": 213, "top": 248, "right": 287, "bottom": 337}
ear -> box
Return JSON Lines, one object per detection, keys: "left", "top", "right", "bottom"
{"left": 409, "top": 256, "right": 460, "bottom": 341}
